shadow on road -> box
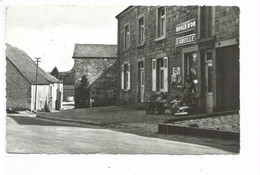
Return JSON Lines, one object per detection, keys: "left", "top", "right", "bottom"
{"left": 7, "top": 115, "right": 89, "bottom": 128}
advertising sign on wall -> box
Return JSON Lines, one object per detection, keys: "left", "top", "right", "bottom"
{"left": 176, "top": 34, "right": 196, "bottom": 47}
{"left": 176, "top": 18, "right": 196, "bottom": 34}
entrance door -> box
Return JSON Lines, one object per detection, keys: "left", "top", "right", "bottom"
{"left": 204, "top": 52, "right": 213, "bottom": 113}
{"left": 139, "top": 62, "right": 145, "bottom": 103}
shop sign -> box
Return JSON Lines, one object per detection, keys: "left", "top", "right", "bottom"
{"left": 176, "top": 18, "right": 196, "bottom": 34}
{"left": 176, "top": 34, "right": 196, "bottom": 47}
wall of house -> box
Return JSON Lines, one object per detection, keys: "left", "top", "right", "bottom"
{"left": 215, "top": 6, "right": 239, "bottom": 42}
{"left": 31, "top": 83, "right": 63, "bottom": 111}
{"left": 6, "top": 58, "right": 31, "bottom": 110}
{"left": 117, "top": 6, "right": 199, "bottom": 105}
{"left": 74, "top": 58, "right": 117, "bottom": 108}
{"left": 31, "top": 85, "right": 49, "bottom": 111}
{"left": 74, "top": 58, "right": 116, "bottom": 86}
{"left": 117, "top": 6, "right": 239, "bottom": 112}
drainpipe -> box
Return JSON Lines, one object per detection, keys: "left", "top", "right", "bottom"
{"left": 116, "top": 17, "right": 120, "bottom": 106}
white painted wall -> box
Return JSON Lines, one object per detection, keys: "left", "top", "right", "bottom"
{"left": 31, "top": 82, "right": 63, "bottom": 111}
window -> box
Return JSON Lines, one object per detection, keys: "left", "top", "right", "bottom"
{"left": 200, "top": 6, "right": 213, "bottom": 38}
{"left": 184, "top": 52, "right": 198, "bottom": 80}
{"left": 158, "top": 59, "right": 164, "bottom": 90}
{"left": 121, "top": 63, "right": 130, "bottom": 90}
{"left": 138, "top": 16, "right": 145, "bottom": 44}
{"left": 204, "top": 51, "right": 213, "bottom": 93}
{"left": 157, "top": 7, "right": 166, "bottom": 38}
{"left": 152, "top": 57, "right": 168, "bottom": 92}
{"left": 49, "top": 85, "right": 53, "bottom": 97}
{"left": 124, "top": 24, "right": 130, "bottom": 49}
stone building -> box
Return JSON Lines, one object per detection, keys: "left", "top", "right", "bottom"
{"left": 6, "top": 43, "right": 63, "bottom": 111}
{"left": 116, "top": 6, "right": 239, "bottom": 113}
{"left": 72, "top": 44, "right": 117, "bottom": 108}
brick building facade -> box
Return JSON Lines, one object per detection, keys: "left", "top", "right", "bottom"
{"left": 116, "top": 6, "right": 239, "bottom": 113}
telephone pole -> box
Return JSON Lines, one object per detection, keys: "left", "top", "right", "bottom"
{"left": 34, "top": 57, "right": 41, "bottom": 111}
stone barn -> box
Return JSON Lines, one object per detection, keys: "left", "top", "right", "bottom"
{"left": 72, "top": 44, "right": 117, "bottom": 108}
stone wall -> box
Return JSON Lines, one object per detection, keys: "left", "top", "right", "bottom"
{"left": 6, "top": 58, "right": 31, "bottom": 110}
{"left": 88, "top": 63, "right": 117, "bottom": 107}
{"left": 74, "top": 58, "right": 117, "bottom": 107}
{"left": 215, "top": 6, "right": 239, "bottom": 42}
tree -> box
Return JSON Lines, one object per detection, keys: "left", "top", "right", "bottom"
{"left": 75, "top": 75, "right": 90, "bottom": 108}
{"left": 50, "top": 66, "right": 59, "bottom": 79}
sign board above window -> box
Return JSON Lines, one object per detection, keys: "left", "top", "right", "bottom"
{"left": 176, "top": 34, "right": 196, "bottom": 47}
{"left": 176, "top": 18, "right": 196, "bottom": 34}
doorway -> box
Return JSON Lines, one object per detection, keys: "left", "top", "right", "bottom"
{"left": 204, "top": 51, "right": 213, "bottom": 113}
{"left": 217, "top": 45, "right": 239, "bottom": 111}
{"left": 138, "top": 61, "right": 145, "bottom": 103}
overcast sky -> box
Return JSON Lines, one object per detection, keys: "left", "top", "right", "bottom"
{"left": 6, "top": 5, "right": 127, "bottom": 72}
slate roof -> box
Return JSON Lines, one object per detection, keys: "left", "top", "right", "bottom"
{"left": 6, "top": 43, "right": 60, "bottom": 85}
{"left": 72, "top": 44, "right": 117, "bottom": 59}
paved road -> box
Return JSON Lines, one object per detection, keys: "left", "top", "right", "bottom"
{"left": 6, "top": 115, "right": 232, "bottom": 154}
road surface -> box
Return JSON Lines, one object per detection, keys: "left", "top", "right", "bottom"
{"left": 6, "top": 115, "right": 232, "bottom": 154}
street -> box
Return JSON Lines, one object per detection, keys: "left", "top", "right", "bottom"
{"left": 6, "top": 115, "right": 232, "bottom": 154}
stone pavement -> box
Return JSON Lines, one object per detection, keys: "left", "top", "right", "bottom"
{"left": 171, "top": 114, "right": 239, "bottom": 132}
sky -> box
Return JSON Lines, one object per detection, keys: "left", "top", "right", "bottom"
{"left": 5, "top": 5, "right": 127, "bottom": 72}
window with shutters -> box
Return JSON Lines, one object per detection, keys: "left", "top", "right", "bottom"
{"left": 121, "top": 63, "right": 130, "bottom": 90}
{"left": 152, "top": 57, "right": 168, "bottom": 92}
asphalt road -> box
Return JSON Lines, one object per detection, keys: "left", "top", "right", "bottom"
{"left": 6, "top": 115, "right": 232, "bottom": 154}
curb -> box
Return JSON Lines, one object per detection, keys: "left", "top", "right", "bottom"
{"left": 163, "top": 110, "right": 239, "bottom": 123}
{"left": 158, "top": 110, "right": 240, "bottom": 140}
{"left": 158, "top": 123, "right": 240, "bottom": 140}
{"left": 36, "top": 115, "right": 103, "bottom": 126}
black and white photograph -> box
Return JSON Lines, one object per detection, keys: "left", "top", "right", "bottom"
{"left": 1, "top": 0, "right": 260, "bottom": 175}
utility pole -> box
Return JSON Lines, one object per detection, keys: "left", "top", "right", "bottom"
{"left": 34, "top": 57, "right": 41, "bottom": 111}
{"left": 104, "top": 59, "right": 107, "bottom": 105}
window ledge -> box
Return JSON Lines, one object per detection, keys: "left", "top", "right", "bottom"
{"left": 122, "top": 47, "right": 130, "bottom": 52}
{"left": 137, "top": 42, "right": 145, "bottom": 48}
{"left": 198, "top": 36, "right": 215, "bottom": 43}
{"left": 155, "top": 35, "right": 166, "bottom": 42}
{"left": 122, "top": 89, "right": 130, "bottom": 92}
